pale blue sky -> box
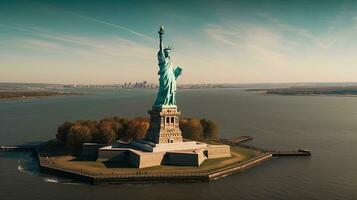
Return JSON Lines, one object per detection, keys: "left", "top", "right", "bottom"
{"left": 1, "top": 0, "right": 357, "bottom": 84}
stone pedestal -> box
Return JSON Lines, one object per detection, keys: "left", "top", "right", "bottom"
{"left": 145, "top": 105, "right": 183, "bottom": 144}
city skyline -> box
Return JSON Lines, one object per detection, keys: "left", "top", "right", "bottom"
{"left": 1, "top": 0, "right": 357, "bottom": 84}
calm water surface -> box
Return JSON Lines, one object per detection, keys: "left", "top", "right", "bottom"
{"left": 0, "top": 88, "right": 356, "bottom": 200}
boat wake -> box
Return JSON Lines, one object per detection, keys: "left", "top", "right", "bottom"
{"left": 43, "top": 177, "right": 60, "bottom": 183}
{"left": 42, "top": 177, "right": 82, "bottom": 185}
{"left": 17, "top": 160, "right": 36, "bottom": 176}
{"left": 17, "top": 158, "right": 81, "bottom": 185}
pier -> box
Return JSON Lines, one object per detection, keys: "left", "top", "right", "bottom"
{"left": 0, "top": 142, "right": 45, "bottom": 152}
{"left": 0, "top": 146, "right": 34, "bottom": 152}
{"left": 218, "top": 136, "right": 253, "bottom": 144}
{"left": 219, "top": 136, "right": 311, "bottom": 157}
{"left": 272, "top": 149, "right": 311, "bottom": 157}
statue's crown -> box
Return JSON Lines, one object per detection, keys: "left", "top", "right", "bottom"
{"left": 164, "top": 45, "right": 173, "bottom": 51}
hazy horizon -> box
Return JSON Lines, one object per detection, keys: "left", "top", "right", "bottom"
{"left": 0, "top": 80, "right": 357, "bottom": 86}
{"left": 1, "top": 0, "right": 357, "bottom": 84}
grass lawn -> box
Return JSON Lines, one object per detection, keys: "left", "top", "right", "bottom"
{"left": 45, "top": 146, "right": 262, "bottom": 176}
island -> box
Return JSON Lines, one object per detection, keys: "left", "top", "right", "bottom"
{"left": 0, "top": 90, "right": 83, "bottom": 100}
{"left": 21, "top": 115, "right": 268, "bottom": 184}
{"left": 247, "top": 86, "right": 357, "bottom": 96}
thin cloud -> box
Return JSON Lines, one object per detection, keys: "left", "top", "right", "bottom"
{"left": 204, "top": 22, "right": 289, "bottom": 66}
{"left": 204, "top": 24, "right": 238, "bottom": 46}
{"left": 74, "top": 14, "right": 154, "bottom": 42}
{"left": 0, "top": 23, "right": 87, "bottom": 46}
{"left": 0, "top": 23, "right": 155, "bottom": 61}
{"left": 0, "top": 23, "right": 36, "bottom": 34}
{"left": 35, "top": 1, "right": 154, "bottom": 43}
{"left": 22, "top": 39, "right": 63, "bottom": 50}
{"left": 258, "top": 13, "right": 338, "bottom": 49}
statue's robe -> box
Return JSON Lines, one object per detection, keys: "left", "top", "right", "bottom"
{"left": 154, "top": 50, "right": 182, "bottom": 106}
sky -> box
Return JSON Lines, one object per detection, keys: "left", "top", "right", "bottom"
{"left": 1, "top": 0, "right": 357, "bottom": 84}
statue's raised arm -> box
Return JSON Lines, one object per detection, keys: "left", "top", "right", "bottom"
{"left": 158, "top": 25, "right": 164, "bottom": 55}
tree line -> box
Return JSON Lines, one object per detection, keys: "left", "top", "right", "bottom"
{"left": 56, "top": 116, "right": 219, "bottom": 151}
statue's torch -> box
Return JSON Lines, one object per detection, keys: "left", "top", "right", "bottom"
{"left": 158, "top": 25, "right": 164, "bottom": 36}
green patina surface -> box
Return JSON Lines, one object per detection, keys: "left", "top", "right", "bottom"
{"left": 154, "top": 26, "right": 182, "bottom": 107}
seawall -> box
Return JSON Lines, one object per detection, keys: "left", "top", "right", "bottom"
{"left": 37, "top": 152, "right": 272, "bottom": 184}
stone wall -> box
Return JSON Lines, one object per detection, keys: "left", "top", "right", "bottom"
{"left": 97, "top": 142, "right": 231, "bottom": 168}
{"left": 98, "top": 149, "right": 127, "bottom": 161}
{"left": 37, "top": 148, "right": 272, "bottom": 184}
{"left": 82, "top": 143, "right": 106, "bottom": 157}
{"left": 129, "top": 151, "right": 165, "bottom": 168}
{"left": 205, "top": 145, "right": 231, "bottom": 159}
{"left": 165, "top": 151, "right": 202, "bottom": 166}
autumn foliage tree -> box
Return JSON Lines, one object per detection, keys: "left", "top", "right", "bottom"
{"left": 56, "top": 121, "right": 73, "bottom": 142}
{"left": 56, "top": 116, "right": 219, "bottom": 152}
{"left": 180, "top": 118, "right": 204, "bottom": 140}
{"left": 66, "top": 123, "right": 92, "bottom": 151}
{"left": 92, "top": 120, "right": 117, "bottom": 144}
{"left": 200, "top": 119, "right": 219, "bottom": 140}
{"left": 125, "top": 117, "right": 149, "bottom": 140}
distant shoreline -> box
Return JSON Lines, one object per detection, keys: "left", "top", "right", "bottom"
{"left": 246, "top": 87, "right": 357, "bottom": 97}
{"left": 0, "top": 91, "right": 85, "bottom": 101}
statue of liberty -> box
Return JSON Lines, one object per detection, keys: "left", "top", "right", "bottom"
{"left": 154, "top": 26, "right": 182, "bottom": 107}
